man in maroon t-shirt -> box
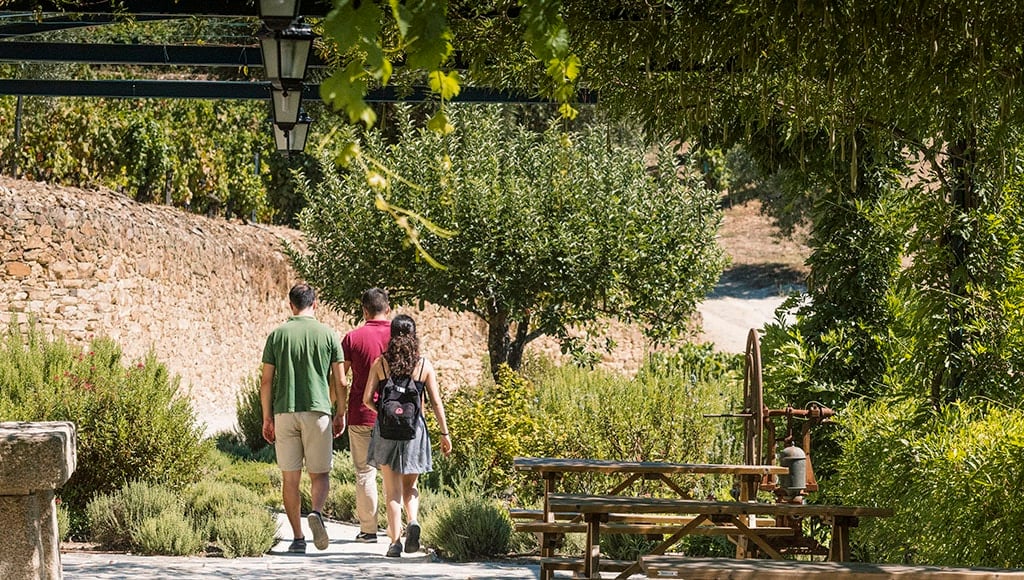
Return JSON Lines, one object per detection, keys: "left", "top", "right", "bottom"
{"left": 341, "top": 287, "right": 391, "bottom": 541}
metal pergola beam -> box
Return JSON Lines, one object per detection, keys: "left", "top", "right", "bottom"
{"left": 0, "top": 79, "right": 311, "bottom": 99}
{"left": 0, "top": 1, "right": 332, "bottom": 17}
{"left": 0, "top": 79, "right": 590, "bottom": 104}
{"left": 0, "top": 14, "right": 179, "bottom": 38}
{"left": 0, "top": 41, "right": 328, "bottom": 68}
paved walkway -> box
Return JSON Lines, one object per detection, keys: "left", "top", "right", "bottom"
{"left": 62, "top": 514, "right": 540, "bottom": 579}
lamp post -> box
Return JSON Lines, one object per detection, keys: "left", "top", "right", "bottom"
{"left": 258, "top": 22, "right": 314, "bottom": 91}
{"left": 270, "top": 86, "right": 302, "bottom": 127}
{"left": 258, "top": 0, "right": 315, "bottom": 153}
{"left": 272, "top": 111, "right": 312, "bottom": 154}
{"left": 258, "top": 0, "right": 301, "bottom": 31}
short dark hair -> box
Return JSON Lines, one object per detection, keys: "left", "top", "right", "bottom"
{"left": 289, "top": 283, "right": 316, "bottom": 310}
{"left": 361, "top": 287, "right": 390, "bottom": 315}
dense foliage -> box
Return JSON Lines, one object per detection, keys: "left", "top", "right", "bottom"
{"left": 0, "top": 321, "right": 208, "bottom": 533}
{"left": 829, "top": 400, "right": 1024, "bottom": 568}
{"left": 440, "top": 347, "right": 744, "bottom": 506}
{"left": 0, "top": 92, "right": 348, "bottom": 226}
{"left": 522, "top": 347, "right": 743, "bottom": 500}
{"left": 442, "top": 365, "right": 541, "bottom": 495}
{"left": 295, "top": 106, "right": 726, "bottom": 375}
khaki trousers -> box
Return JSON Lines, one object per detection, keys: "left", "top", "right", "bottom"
{"left": 348, "top": 424, "right": 379, "bottom": 534}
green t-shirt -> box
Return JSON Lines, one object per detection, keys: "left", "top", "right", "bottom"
{"left": 261, "top": 315, "right": 343, "bottom": 416}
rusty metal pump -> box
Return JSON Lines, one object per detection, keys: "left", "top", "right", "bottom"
{"left": 705, "top": 329, "right": 835, "bottom": 504}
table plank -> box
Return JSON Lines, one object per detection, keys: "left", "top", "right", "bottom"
{"left": 547, "top": 494, "right": 893, "bottom": 518}
{"left": 514, "top": 456, "right": 788, "bottom": 476}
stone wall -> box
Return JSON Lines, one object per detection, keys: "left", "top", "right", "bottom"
{"left": 0, "top": 177, "right": 651, "bottom": 434}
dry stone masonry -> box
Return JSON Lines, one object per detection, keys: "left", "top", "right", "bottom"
{"left": 0, "top": 178, "right": 650, "bottom": 433}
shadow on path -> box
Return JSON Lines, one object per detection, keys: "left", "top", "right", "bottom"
{"left": 710, "top": 263, "right": 807, "bottom": 299}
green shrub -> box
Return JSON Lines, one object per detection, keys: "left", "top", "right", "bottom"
{"left": 424, "top": 492, "right": 512, "bottom": 561}
{"left": 830, "top": 399, "right": 1024, "bottom": 567}
{"left": 252, "top": 444, "right": 277, "bottom": 463}
{"left": 210, "top": 456, "right": 281, "bottom": 509}
{"left": 183, "top": 479, "right": 263, "bottom": 539}
{"left": 0, "top": 322, "right": 207, "bottom": 529}
{"left": 442, "top": 365, "right": 543, "bottom": 496}
{"left": 86, "top": 474, "right": 280, "bottom": 557}
{"left": 324, "top": 482, "right": 357, "bottom": 522}
{"left": 509, "top": 529, "right": 538, "bottom": 555}
{"left": 56, "top": 501, "right": 71, "bottom": 542}
{"left": 235, "top": 374, "right": 268, "bottom": 454}
{"left": 86, "top": 480, "right": 182, "bottom": 549}
{"left": 414, "top": 486, "right": 441, "bottom": 525}
{"left": 214, "top": 510, "right": 279, "bottom": 558}
{"left": 213, "top": 431, "right": 254, "bottom": 460}
{"left": 675, "top": 535, "right": 734, "bottom": 557}
{"left": 135, "top": 511, "right": 206, "bottom": 556}
{"left": 330, "top": 451, "right": 357, "bottom": 484}
{"left": 601, "top": 533, "right": 660, "bottom": 561}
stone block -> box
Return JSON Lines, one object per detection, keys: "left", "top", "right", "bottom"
{"left": 6, "top": 261, "right": 32, "bottom": 277}
{"left": 0, "top": 422, "right": 77, "bottom": 495}
{"left": 0, "top": 422, "right": 76, "bottom": 580}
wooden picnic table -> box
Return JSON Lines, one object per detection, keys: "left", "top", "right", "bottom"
{"left": 513, "top": 457, "right": 790, "bottom": 579}
{"left": 548, "top": 493, "right": 893, "bottom": 579}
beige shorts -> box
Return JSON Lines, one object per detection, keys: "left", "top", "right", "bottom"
{"left": 274, "top": 411, "right": 333, "bottom": 473}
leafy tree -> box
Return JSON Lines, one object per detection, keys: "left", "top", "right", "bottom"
{"left": 293, "top": 106, "right": 726, "bottom": 375}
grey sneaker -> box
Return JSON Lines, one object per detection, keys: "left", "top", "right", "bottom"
{"left": 308, "top": 511, "right": 329, "bottom": 550}
{"left": 385, "top": 540, "right": 403, "bottom": 558}
{"left": 287, "top": 538, "right": 306, "bottom": 553}
{"left": 405, "top": 522, "right": 421, "bottom": 553}
{"left": 355, "top": 532, "right": 378, "bottom": 543}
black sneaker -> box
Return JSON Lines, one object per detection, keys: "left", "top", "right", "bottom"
{"left": 404, "top": 522, "right": 421, "bottom": 553}
{"left": 308, "top": 511, "right": 329, "bottom": 550}
{"left": 355, "top": 532, "right": 378, "bottom": 543}
{"left": 287, "top": 538, "right": 306, "bottom": 553}
{"left": 385, "top": 541, "right": 403, "bottom": 558}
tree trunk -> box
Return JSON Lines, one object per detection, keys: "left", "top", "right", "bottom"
{"left": 941, "top": 135, "right": 976, "bottom": 405}
{"left": 485, "top": 311, "right": 535, "bottom": 379}
{"left": 486, "top": 309, "right": 511, "bottom": 380}
{"left": 506, "top": 314, "right": 531, "bottom": 372}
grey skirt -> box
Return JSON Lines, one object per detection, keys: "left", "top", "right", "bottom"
{"left": 366, "top": 415, "right": 433, "bottom": 474}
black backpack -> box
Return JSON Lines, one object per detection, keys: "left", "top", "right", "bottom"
{"left": 376, "top": 361, "right": 424, "bottom": 441}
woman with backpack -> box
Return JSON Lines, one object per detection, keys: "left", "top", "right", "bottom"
{"left": 362, "top": 314, "right": 453, "bottom": 558}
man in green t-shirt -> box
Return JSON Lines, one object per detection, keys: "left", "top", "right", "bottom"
{"left": 261, "top": 283, "right": 346, "bottom": 553}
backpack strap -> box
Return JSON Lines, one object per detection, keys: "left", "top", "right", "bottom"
{"left": 375, "top": 358, "right": 390, "bottom": 413}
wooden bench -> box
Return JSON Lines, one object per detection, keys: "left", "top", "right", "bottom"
{"left": 547, "top": 494, "right": 893, "bottom": 579}
{"left": 641, "top": 556, "right": 1024, "bottom": 579}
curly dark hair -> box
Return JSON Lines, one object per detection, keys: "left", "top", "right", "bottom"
{"left": 384, "top": 314, "right": 419, "bottom": 377}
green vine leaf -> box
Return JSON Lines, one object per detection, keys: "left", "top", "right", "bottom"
{"left": 429, "top": 70, "right": 461, "bottom": 100}
{"left": 391, "top": 0, "right": 453, "bottom": 70}
{"left": 426, "top": 111, "right": 456, "bottom": 135}
{"left": 374, "top": 193, "right": 457, "bottom": 269}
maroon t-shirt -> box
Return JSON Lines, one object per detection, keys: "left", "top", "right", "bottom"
{"left": 342, "top": 319, "right": 391, "bottom": 427}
